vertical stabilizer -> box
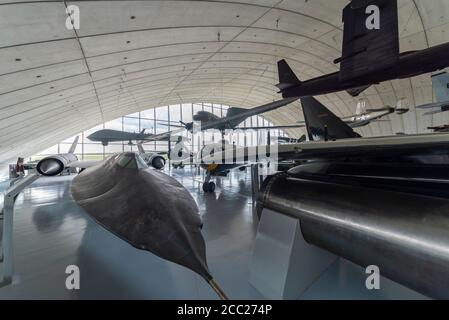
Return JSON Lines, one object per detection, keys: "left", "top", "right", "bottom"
{"left": 432, "top": 72, "right": 449, "bottom": 103}
{"left": 276, "top": 59, "right": 302, "bottom": 93}
{"left": 137, "top": 142, "right": 145, "bottom": 155}
{"left": 301, "top": 97, "right": 361, "bottom": 141}
{"left": 68, "top": 136, "right": 79, "bottom": 154}
{"left": 338, "top": 0, "right": 399, "bottom": 81}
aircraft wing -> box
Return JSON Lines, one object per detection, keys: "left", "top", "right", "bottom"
{"left": 198, "top": 98, "right": 298, "bottom": 131}
{"left": 199, "top": 132, "right": 449, "bottom": 165}
{"left": 144, "top": 128, "right": 186, "bottom": 141}
{"left": 237, "top": 125, "right": 305, "bottom": 130}
{"left": 69, "top": 160, "right": 100, "bottom": 169}
{"left": 416, "top": 101, "right": 449, "bottom": 109}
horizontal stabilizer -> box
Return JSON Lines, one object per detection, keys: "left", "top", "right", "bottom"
{"left": 346, "top": 85, "right": 371, "bottom": 97}
{"left": 339, "top": 0, "right": 399, "bottom": 82}
{"left": 276, "top": 59, "right": 301, "bottom": 92}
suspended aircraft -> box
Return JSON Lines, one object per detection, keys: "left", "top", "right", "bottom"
{"left": 416, "top": 72, "right": 449, "bottom": 116}
{"left": 87, "top": 128, "right": 185, "bottom": 146}
{"left": 343, "top": 98, "right": 409, "bottom": 128}
{"left": 276, "top": 0, "right": 449, "bottom": 100}
{"left": 158, "top": 98, "right": 302, "bottom": 133}
{"left": 260, "top": 98, "right": 408, "bottom": 134}
{"left": 428, "top": 125, "right": 449, "bottom": 133}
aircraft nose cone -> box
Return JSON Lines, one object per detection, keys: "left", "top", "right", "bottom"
{"left": 37, "top": 159, "right": 63, "bottom": 176}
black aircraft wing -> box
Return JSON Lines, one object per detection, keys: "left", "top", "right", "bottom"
{"left": 236, "top": 124, "right": 305, "bottom": 130}
{"left": 196, "top": 98, "right": 298, "bottom": 132}
{"left": 200, "top": 133, "right": 449, "bottom": 166}
{"left": 301, "top": 96, "right": 361, "bottom": 141}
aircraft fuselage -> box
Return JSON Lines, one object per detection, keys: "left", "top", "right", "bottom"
{"left": 282, "top": 43, "right": 449, "bottom": 98}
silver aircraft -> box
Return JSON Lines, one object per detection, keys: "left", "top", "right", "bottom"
{"left": 35, "top": 137, "right": 97, "bottom": 176}
{"left": 34, "top": 136, "right": 170, "bottom": 176}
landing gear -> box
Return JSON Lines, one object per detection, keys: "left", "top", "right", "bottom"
{"left": 202, "top": 172, "right": 216, "bottom": 193}
{"left": 173, "top": 162, "right": 185, "bottom": 169}
{"left": 202, "top": 181, "right": 216, "bottom": 193}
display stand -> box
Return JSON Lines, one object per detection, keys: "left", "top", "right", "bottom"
{"left": 249, "top": 208, "right": 337, "bottom": 299}
{"left": 0, "top": 174, "right": 39, "bottom": 286}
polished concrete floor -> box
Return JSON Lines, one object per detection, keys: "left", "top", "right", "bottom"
{"left": 0, "top": 167, "right": 426, "bottom": 299}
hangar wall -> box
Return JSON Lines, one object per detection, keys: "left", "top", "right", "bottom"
{"left": 1, "top": 0, "right": 449, "bottom": 165}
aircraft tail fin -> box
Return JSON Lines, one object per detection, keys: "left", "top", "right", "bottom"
{"left": 68, "top": 136, "right": 79, "bottom": 154}
{"left": 337, "top": 0, "right": 399, "bottom": 82}
{"left": 301, "top": 97, "right": 361, "bottom": 141}
{"left": 432, "top": 72, "right": 449, "bottom": 103}
{"left": 137, "top": 142, "right": 145, "bottom": 154}
{"left": 276, "top": 59, "right": 301, "bottom": 92}
{"left": 140, "top": 129, "right": 146, "bottom": 134}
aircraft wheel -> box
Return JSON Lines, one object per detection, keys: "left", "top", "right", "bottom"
{"left": 208, "top": 182, "right": 215, "bottom": 192}
{"left": 202, "top": 182, "right": 210, "bottom": 192}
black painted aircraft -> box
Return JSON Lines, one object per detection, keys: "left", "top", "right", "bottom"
{"left": 158, "top": 98, "right": 302, "bottom": 133}
{"left": 277, "top": 0, "right": 449, "bottom": 100}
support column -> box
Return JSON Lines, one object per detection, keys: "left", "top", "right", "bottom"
{"left": 0, "top": 174, "right": 39, "bottom": 287}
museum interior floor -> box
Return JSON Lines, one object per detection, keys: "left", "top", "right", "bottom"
{"left": 0, "top": 167, "right": 426, "bottom": 299}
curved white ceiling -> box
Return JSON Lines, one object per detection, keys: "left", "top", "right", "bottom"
{"left": 1, "top": 0, "right": 449, "bottom": 164}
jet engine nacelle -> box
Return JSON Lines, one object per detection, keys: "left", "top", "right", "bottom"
{"left": 150, "top": 156, "right": 166, "bottom": 170}
{"left": 36, "top": 153, "right": 78, "bottom": 176}
{"left": 141, "top": 152, "right": 166, "bottom": 169}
